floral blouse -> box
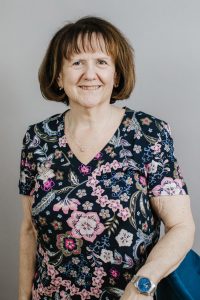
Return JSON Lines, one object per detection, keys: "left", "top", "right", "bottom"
{"left": 18, "top": 106, "right": 189, "bottom": 300}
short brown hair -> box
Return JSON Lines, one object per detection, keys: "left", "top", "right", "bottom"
{"left": 38, "top": 16, "right": 136, "bottom": 105}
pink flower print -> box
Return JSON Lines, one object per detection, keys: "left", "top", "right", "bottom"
{"left": 47, "top": 264, "right": 59, "bottom": 278}
{"left": 86, "top": 176, "right": 99, "bottom": 188}
{"left": 111, "top": 160, "right": 122, "bottom": 170}
{"left": 34, "top": 181, "right": 40, "bottom": 192}
{"left": 79, "top": 289, "right": 91, "bottom": 300}
{"left": 61, "top": 280, "right": 71, "bottom": 288}
{"left": 32, "top": 288, "right": 40, "bottom": 300}
{"left": 90, "top": 287, "right": 102, "bottom": 298}
{"left": 92, "top": 276, "right": 104, "bottom": 287}
{"left": 151, "top": 176, "right": 186, "bottom": 196}
{"left": 43, "top": 252, "right": 49, "bottom": 264}
{"left": 142, "top": 221, "right": 148, "bottom": 232}
{"left": 42, "top": 287, "right": 55, "bottom": 297}
{"left": 51, "top": 220, "right": 62, "bottom": 230}
{"left": 134, "top": 131, "right": 142, "bottom": 140}
{"left": 115, "top": 229, "right": 133, "bottom": 247}
{"left": 55, "top": 149, "right": 62, "bottom": 159}
{"left": 108, "top": 199, "right": 122, "bottom": 212}
{"left": 38, "top": 244, "right": 45, "bottom": 256}
{"left": 109, "top": 267, "right": 120, "bottom": 278}
{"left": 37, "top": 283, "right": 44, "bottom": 294}
{"left": 44, "top": 160, "right": 52, "bottom": 168}
{"left": 92, "top": 168, "right": 101, "bottom": 177}
{"left": 151, "top": 142, "right": 161, "bottom": 154}
{"left": 139, "top": 176, "right": 147, "bottom": 186}
{"left": 51, "top": 276, "right": 62, "bottom": 286}
{"left": 99, "top": 249, "right": 114, "bottom": 263}
{"left": 96, "top": 195, "right": 110, "bottom": 208}
{"left": 145, "top": 160, "right": 162, "bottom": 174}
{"left": 141, "top": 117, "right": 152, "bottom": 126}
{"left": 65, "top": 238, "right": 76, "bottom": 250}
{"left": 42, "top": 179, "right": 55, "bottom": 191}
{"left": 117, "top": 207, "right": 131, "bottom": 221}
{"left": 60, "top": 290, "right": 71, "bottom": 300}
{"left": 70, "top": 284, "right": 80, "bottom": 296}
{"left": 91, "top": 185, "right": 104, "bottom": 197}
{"left": 59, "top": 136, "right": 67, "bottom": 147}
{"left": 31, "top": 163, "right": 36, "bottom": 171}
{"left": 22, "top": 158, "right": 32, "bottom": 170}
{"left": 53, "top": 197, "right": 80, "bottom": 214}
{"left": 94, "top": 152, "right": 103, "bottom": 160}
{"left": 56, "top": 232, "right": 83, "bottom": 256}
{"left": 67, "top": 211, "right": 105, "bottom": 242}
{"left": 100, "top": 162, "right": 112, "bottom": 173}
{"left": 78, "top": 164, "right": 91, "bottom": 175}
{"left": 37, "top": 163, "right": 55, "bottom": 182}
{"left": 93, "top": 267, "right": 107, "bottom": 278}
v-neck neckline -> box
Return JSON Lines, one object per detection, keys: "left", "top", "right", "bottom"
{"left": 58, "top": 106, "right": 128, "bottom": 170}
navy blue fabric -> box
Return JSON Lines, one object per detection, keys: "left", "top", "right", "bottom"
{"left": 18, "top": 106, "right": 190, "bottom": 299}
{"left": 157, "top": 250, "right": 200, "bottom": 300}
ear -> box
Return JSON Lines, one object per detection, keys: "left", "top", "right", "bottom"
{"left": 57, "top": 73, "right": 63, "bottom": 89}
{"left": 114, "top": 72, "right": 120, "bottom": 87}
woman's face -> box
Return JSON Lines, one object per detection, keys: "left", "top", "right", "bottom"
{"left": 58, "top": 34, "right": 118, "bottom": 108}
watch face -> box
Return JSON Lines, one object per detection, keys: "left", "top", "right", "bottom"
{"left": 138, "top": 277, "right": 151, "bottom": 293}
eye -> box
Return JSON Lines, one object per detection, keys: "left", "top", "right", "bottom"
{"left": 97, "top": 60, "right": 107, "bottom": 65}
{"left": 72, "top": 61, "right": 81, "bottom": 66}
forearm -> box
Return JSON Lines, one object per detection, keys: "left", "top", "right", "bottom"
{"left": 136, "top": 222, "right": 195, "bottom": 284}
{"left": 18, "top": 225, "right": 37, "bottom": 300}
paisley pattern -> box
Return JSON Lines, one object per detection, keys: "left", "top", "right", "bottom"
{"left": 18, "top": 106, "right": 189, "bottom": 300}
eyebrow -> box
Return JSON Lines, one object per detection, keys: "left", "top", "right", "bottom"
{"left": 69, "top": 56, "right": 111, "bottom": 61}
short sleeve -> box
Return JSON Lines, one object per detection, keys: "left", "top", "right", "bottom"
{"left": 18, "top": 126, "right": 37, "bottom": 195}
{"left": 146, "top": 121, "right": 189, "bottom": 198}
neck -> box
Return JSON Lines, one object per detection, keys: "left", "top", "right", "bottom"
{"left": 65, "top": 103, "right": 114, "bottom": 132}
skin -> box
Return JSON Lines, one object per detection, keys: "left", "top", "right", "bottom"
{"left": 18, "top": 196, "right": 37, "bottom": 300}
{"left": 18, "top": 34, "right": 195, "bottom": 299}
{"left": 120, "top": 194, "right": 195, "bottom": 299}
{"left": 57, "top": 33, "right": 121, "bottom": 138}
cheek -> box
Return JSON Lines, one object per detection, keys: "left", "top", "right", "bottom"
{"left": 62, "top": 73, "right": 81, "bottom": 93}
{"left": 102, "top": 71, "right": 115, "bottom": 85}
{"left": 63, "top": 72, "right": 77, "bottom": 84}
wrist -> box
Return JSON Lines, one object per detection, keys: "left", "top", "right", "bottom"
{"left": 131, "top": 275, "right": 157, "bottom": 296}
{"left": 135, "top": 262, "right": 162, "bottom": 285}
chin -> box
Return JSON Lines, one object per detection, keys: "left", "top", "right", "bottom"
{"left": 74, "top": 98, "right": 107, "bottom": 108}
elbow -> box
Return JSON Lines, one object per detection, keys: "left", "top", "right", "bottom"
{"left": 189, "top": 219, "right": 196, "bottom": 249}
{"left": 182, "top": 219, "right": 196, "bottom": 251}
{"left": 20, "top": 220, "right": 37, "bottom": 239}
{"left": 166, "top": 219, "right": 196, "bottom": 252}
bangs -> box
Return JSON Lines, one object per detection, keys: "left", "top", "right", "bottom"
{"left": 38, "top": 16, "right": 135, "bottom": 105}
{"left": 61, "top": 30, "right": 117, "bottom": 61}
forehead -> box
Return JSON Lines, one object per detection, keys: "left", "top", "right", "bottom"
{"left": 65, "top": 32, "right": 114, "bottom": 60}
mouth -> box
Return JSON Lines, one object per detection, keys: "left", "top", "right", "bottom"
{"left": 79, "top": 85, "right": 102, "bottom": 90}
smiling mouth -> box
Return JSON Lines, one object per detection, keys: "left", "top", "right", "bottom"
{"left": 79, "top": 85, "right": 102, "bottom": 90}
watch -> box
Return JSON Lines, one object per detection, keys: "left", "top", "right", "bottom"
{"left": 131, "top": 275, "right": 157, "bottom": 296}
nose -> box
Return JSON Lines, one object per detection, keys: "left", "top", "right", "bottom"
{"left": 83, "top": 62, "right": 98, "bottom": 81}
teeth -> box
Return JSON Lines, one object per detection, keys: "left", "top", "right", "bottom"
{"left": 80, "top": 86, "right": 101, "bottom": 90}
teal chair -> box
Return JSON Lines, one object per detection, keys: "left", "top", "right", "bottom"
{"left": 156, "top": 250, "right": 200, "bottom": 300}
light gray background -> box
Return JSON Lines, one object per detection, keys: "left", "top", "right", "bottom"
{"left": 0, "top": 1, "right": 199, "bottom": 298}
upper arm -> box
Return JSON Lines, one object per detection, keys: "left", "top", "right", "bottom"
{"left": 18, "top": 125, "right": 37, "bottom": 196}
{"left": 20, "top": 195, "right": 37, "bottom": 236}
{"left": 150, "top": 195, "right": 195, "bottom": 233}
{"left": 143, "top": 118, "right": 195, "bottom": 231}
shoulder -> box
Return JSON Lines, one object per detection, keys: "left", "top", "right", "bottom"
{"left": 28, "top": 111, "right": 63, "bottom": 131}
{"left": 126, "top": 107, "right": 171, "bottom": 138}
{"left": 22, "top": 111, "right": 65, "bottom": 146}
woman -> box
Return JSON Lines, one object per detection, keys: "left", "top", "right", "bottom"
{"left": 18, "top": 16, "right": 195, "bottom": 300}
